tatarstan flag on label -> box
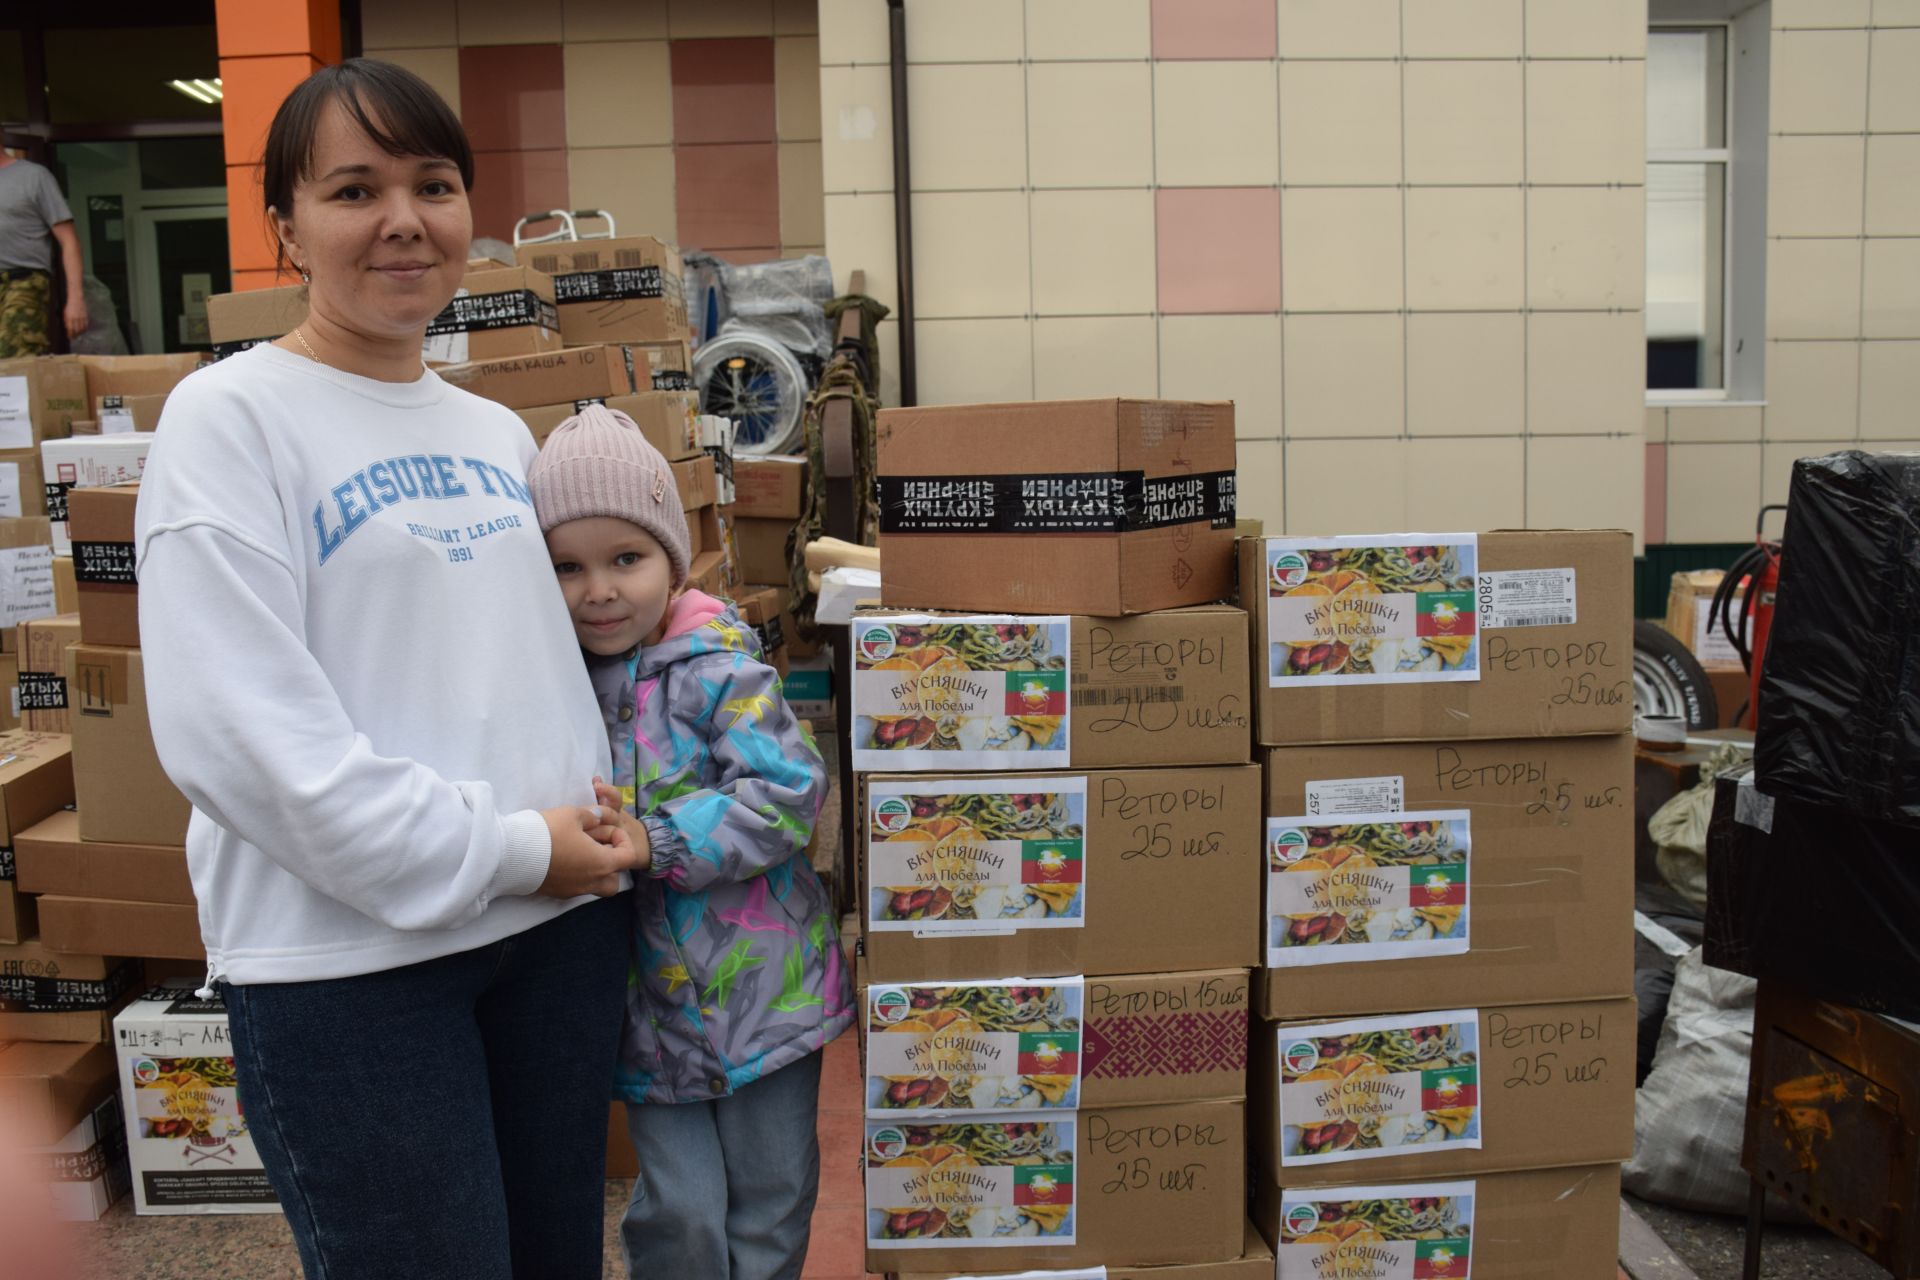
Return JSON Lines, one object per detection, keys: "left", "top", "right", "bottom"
{"left": 1016, "top": 1031, "right": 1081, "bottom": 1076}
{"left": 1414, "top": 591, "right": 1476, "bottom": 638}
{"left": 1416, "top": 864, "right": 1468, "bottom": 906}
{"left": 1012, "top": 1163, "right": 1074, "bottom": 1206}
{"left": 1004, "top": 669, "right": 1067, "bottom": 716}
{"left": 1021, "top": 842, "right": 1084, "bottom": 884}
{"left": 1420, "top": 1065, "right": 1479, "bottom": 1112}
{"left": 1414, "top": 1238, "right": 1472, "bottom": 1277}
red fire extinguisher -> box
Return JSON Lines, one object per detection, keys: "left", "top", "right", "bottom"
{"left": 1709, "top": 505, "right": 1787, "bottom": 730}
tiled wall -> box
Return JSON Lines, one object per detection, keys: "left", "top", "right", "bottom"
{"left": 1651, "top": 0, "right": 1920, "bottom": 544}
{"left": 362, "top": 0, "right": 824, "bottom": 261}
{"left": 821, "top": 0, "right": 1651, "bottom": 541}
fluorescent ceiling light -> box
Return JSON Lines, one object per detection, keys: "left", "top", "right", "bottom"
{"left": 194, "top": 79, "right": 224, "bottom": 101}
{"left": 167, "top": 78, "right": 222, "bottom": 106}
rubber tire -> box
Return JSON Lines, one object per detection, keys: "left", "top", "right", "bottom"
{"left": 1633, "top": 619, "right": 1721, "bottom": 731}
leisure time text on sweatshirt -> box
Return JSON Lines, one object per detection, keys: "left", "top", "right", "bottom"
{"left": 134, "top": 343, "right": 613, "bottom": 987}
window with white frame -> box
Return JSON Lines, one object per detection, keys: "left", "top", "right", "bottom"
{"left": 1647, "top": 25, "right": 1730, "bottom": 394}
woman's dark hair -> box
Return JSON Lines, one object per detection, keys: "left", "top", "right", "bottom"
{"left": 262, "top": 58, "right": 475, "bottom": 272}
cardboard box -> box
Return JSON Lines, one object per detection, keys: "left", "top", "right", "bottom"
{"left": 1257, "top": 734, "right": 1634, "bottom": 1019}
{"left": 0, "top": 937, "right": 140, "bottom": 1042}
{"left": 0, "top": 356, "right": 86, "bottom": 451}
{"left": 93, "top": 393, "right": 168, "bottom": 434}
{"left": 0, "top": 449, "right": 46, "bottom": 517}
{"left": 206, "top": 285, "right": 306, "bottom": 358}
{"left": 631, "top": 338, "right": 693, "bottom": 391}
{"left": 79, "top": 355, "right": 202, "bottom": 404}
{"left": 687, "top": 503, "right": 723, "bottom": 563}
{"left": 1242, "top": 532, "right": 1635, "bottom": 747}
{"left": 0, "top": 1039, "right": 117, "bottom": 1146}
{"left": 903, "top": 1220, "right": 1275, "bottom": 1279}
{"left": 735, "top": 515, "right": 793, "bottom": 584}
{"left": 866, "top": 1098, "right": 1245, "bottom": 1274}
{"left": 68, "top": 645, "right": 191, "bottom": 846}
{"left": 517, "top": 235, "right": 687, "bottom": 346}
{"left": 424, "top": 265, "right": 563, "bottom": 366}
{"left": 37, "top": 897, "right": 203, "bottom": 962}
{"left": 0, "top": 727, "right": 76, "bottom": 878}
{"left": 734, "top": 455, "right": 807, "bottom": 519}
{"left": 673, "top": 453, "right": 719, "bottom": 514}
{"left": 1664, "top": 569, "right": 1744, "bottom": 669}
{"left": 860, "top": 764, "right": 1261, "bottom": 983}
{"left": 31, "top": 1092, "right": 131, "bottom": 1221}
{"left": 19, "top": 611, "right": 79, "bottom": 733}
{"left": 1253, "top": 1163, "right": 1622, "bottom": 1280}
{"left": 67, "top": 484, "right": 139, "bottom": 648}
{"left": 0, "top": 516, "right": 56, "bottom": 651}
{"left": 114, "top": 984, "right": 280, "bottom": 1213}
{"left": 734, "top": 584, "right": 794, "bottom": 676}
{"left": 16, "top": 810, "right": 192, "bottom": 905}
{"left": 513, "top": 388, "right": 700, "bottom": 456}
{"left": 53, "top": 554, "right": 76, "bottom": 614}
{"left": 688, "top": 548, "right": 730, "bottom": 598}
{"left": 877, "top": 399, "right": 1238, "bottom": 616}
{"left": 40, "top": 434, "right": 153, "bottom": 556}
{"left": 0, "top": 878, "right": 33, "bottom": 944}
{"left": 1252, "top": 997, "right": 1635, "bottom": 1185}
{"left": 786, "top": 650, "right": 833, "bottom": 722}
{"left": 438, "top": 344, "right": 635, "bottom": 411}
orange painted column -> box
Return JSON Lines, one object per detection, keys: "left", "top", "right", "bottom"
{"left": 213, "top": 0, "right": 341, "bottom": 291}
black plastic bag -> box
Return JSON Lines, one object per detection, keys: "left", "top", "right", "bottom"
{"left": 1755, "top": 450, "right": 1920, "bottom": 825}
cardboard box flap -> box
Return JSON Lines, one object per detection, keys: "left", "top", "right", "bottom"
{"left": 0, "top": 1040, "right": 118, "bottom": 1146}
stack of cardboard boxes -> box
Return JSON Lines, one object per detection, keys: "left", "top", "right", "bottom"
{"left": 852, "top": 399, "right": 1271, "bottom": 1277}
{"left": 1241, "top": 532, "right": 1635, "bottom": 1278}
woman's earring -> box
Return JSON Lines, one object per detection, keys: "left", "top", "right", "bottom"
{"left": 300, "top": 270, "right": 311, "bottom": 285}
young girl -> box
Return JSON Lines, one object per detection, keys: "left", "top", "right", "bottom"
{"left": 527, "top": 404, "right": 853, "bottom": 1280}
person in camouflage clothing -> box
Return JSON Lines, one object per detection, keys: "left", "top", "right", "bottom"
{"left": 0, "top": 143, "right": 87, "bottom": 357}
{"left": 529, "top": 405, "right": 851, "bottom": 1280}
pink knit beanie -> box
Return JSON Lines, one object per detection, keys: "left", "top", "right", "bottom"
{"left": 528, "top": 404, "right": 691, "bottom": 586}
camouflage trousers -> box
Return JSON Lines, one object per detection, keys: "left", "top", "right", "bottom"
{"left": 0, "top": 270, "right": 52, "bottom": 358}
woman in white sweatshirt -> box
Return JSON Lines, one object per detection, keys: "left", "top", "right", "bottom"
{"left": 134, "top": 61, "right": 641, "bottom": 1278}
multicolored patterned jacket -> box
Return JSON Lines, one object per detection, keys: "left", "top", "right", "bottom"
{"left": 590, "top": 590, "right": 851, "bottom": 1104}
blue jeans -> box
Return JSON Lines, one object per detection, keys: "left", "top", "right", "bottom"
{"left": 224, "top": 895, "right": 628, "bottom": 1280}
{"left": 620, "top": 1049, "right": 823, "bottom": 1280}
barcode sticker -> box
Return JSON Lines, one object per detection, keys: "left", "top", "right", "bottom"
{"left": 1478, "top": 568, "right": 1577, "bottom": 630}
{"left": 99, "top": 407, "right": 137, "bottom": 434}
{"left": 1304, "top": 775, "right": 1406, "bottom": 817}
{"left": 1072, "top": 684, "right": 1186, "bottom": 707}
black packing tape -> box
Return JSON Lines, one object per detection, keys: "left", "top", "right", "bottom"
{"left": 877, "top": 470, "right": 1237, "bottom": 535}
{"left": 426, "top": 289, "right": 560, "bottom": 336}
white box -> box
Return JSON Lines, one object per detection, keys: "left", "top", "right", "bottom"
{"left": 35, "top": 1094, "right": 131, "bottom": 1222}
{"left": 39, "top": 434, "right": 154, "bottom": 556}
{"left": 113, "top": 983, "right": 280, "bottom": 1215}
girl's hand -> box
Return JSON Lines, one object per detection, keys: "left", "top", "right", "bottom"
{"left": 593, "top": 778, "right": 653, "bottom": 871}
{"left": 537, "top": 805, "right": 638, "bottom": 898}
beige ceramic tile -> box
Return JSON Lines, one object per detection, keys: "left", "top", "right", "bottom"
{"left": 1871, "top": 29, "right": 1920, "bottom": 130}
{"left": 1763, "top": 341, "right": 1860, "bottom": 440}
{"left": 1405, "top": 313, "right": 1525, "bottom": 437}
{"left": 1665, "top": 444, "right": 1762, "bottom": 542}
{"left": 1860, "top": 341, "right": 1920, "bottom": 438}
{"left": 1406, "top": 188, "right": 1525, "bottom": 311}
{"left": 1644, "top": 405, "right": 1669, "bottom": 443}
{"left": 776, "top": 37, "right": 823, "bottom": 141}
{"left": 1157, "top": 61, "right": 1281, "bottom": 188}
{"left": 1406, "top": 437, "right": 1526, "bottom": 530}
{"left": 1287, "top": 439, "right": 1408, "bottom": 535}
{"left": 1762, "top": 441, "right": 1842, "bottom": 507}
{"left": 1277, "top": 62, "right": 1400, "bottom": 187}
{"left": 363, "top": 0, "right": 457, "bottom": 48}
{"left": 773, "top": 0, "right": 817, "bottom": 35}
{"left": 1526, "top": 312, "right": 1644, "bottom": 434}
{"left": 1277, "top": 0, "right": 1400, "bottom": 58}
{"left": 1032, "top": 317, "right": 1161, "bottom": 399}
{"left": 1526, "top": 61, "right": 1645, "bottom": 187}
{"left": 1769, "top": 136, "right": 1866, "bottom": 238}
{"left": 1523, "top": 0, "right": 1645, "bottom": 58}
{"left": 1772, "top": 30, "right": 1870, "bottom": 133}
{"left": 911, "top": 191, "right": 1031, "bottom": 318}
{"left": 820, "top": 66, "right": 894, "bottom": 193}
{"left": 1281, "top": 188, "right": 1403, "bottom": 312}
{"left": 456, "top": 0, "right": 561, "bottom": 43}
{"left": 1865, "top": 135, "right": 1920, "bottom": 237}
{"left": 1027, "top": 0, "right": 1152, "bottom": 59}
{"left": 375, "top": 47, "right": 461, "bottom": 115}
{"left": 908, "top": 64, "right": 1027, "bottom": 190}
{"left": 1159, "top": 314, "right": 1285, "bottom": 436}
{"left": 667, "top": 0, "right": 773, "bottom": 38}
{"left": 1774, "top": 0, "right": 1870, "bottom": 25}
{"left": 819, "top": 0, "right": 890, "bottom": 62}
{"left": 824, "top": 192, "right": 898, "bottom": 310}
{"left": 568, "top": 146, "right": 678, "bottom": 242}
{"left": 565, "top": 42, "right": 674, "bottom": 149}
{"left": 1235, "top": 438, "right": 1285, "bottom": 534}
{"left": 1030, "top": 189, "right": 1157, "bottom": 315}
{"left": 1666, "top": 404, "right": 1764, "bottom": 443}
{"left": 1403, "top": 0, "right": 1522, "bottom": 58}
{"left": 904, "top": 0, "right": 1025, "bottom": 61}
{"left": 1766, "top": 239, "right": 1863, "bottom": 340}
{"left": 1878, "top": 0, "right": 1920, "bottom": 25}
{"left": 1864, "top": 239, "right": 1920, "bottom": 338}
{"left": 563, "top": 0, "right": 667, "bottom": 40}
{"left": 1527, "top": 187, "right": 1645, "bottom": 310}
{"left": 1282, "top": 313, "right": 1405, "bottom": 438}
{"left": 1028, "top": 63, "right": 1155, "bottom": 188}
{"left": 1525, "top": 436, "right": 1646, "bottom": 541}
{"left": 778, "top": 142, "right": 825, "bottom": 245}
{"left": 1402, "top": 62, "right": 1523, "bottom": 186}
{"left": 916, "top": 318, "right": 1034, "bottom": 404}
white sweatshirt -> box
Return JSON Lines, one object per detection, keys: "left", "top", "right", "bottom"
{"left": 135, "top": 343, "right": 613, "bottom": 986}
